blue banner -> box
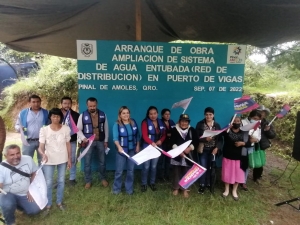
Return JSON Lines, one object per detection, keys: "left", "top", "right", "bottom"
{"left": 77, "top": 40, "right": 246, "bottom": 169}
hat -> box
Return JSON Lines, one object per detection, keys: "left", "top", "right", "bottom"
{"left": 179, "top": 114, "right": 191, "bottom": 122}
{"left": 257, "top": 105, "right": 270, "bottom": 115}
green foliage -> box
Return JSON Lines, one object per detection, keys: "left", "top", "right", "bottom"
{"left": 0, "top": 56, "right": 77, "bottom": 129}
{"left": 248, "top": 93, "right": 299, "bottom": 155}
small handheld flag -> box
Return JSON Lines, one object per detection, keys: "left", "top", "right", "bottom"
{"left": 276, "top": 104, "right": 291, "bottom": 118}
{"left": 171, "top": 97, "right": 193, "bottom": 114}
{"left": 268, "top": 104, "right": 291, "bottom": 126}
{"left": 234, "top": 96, "right": 259, "bottom": 114}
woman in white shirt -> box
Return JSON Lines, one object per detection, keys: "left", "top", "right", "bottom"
{"left": 240, "top": 110, "right": 261, "bottom": 191}
{"left": 38, "top": 108, "right": 71, "bottom": 213}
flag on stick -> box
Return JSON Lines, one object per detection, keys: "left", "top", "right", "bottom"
{"left": 131, "top": 145, "right": 161, "bottom": 165}
{"left": 122, "top": 151, "right": 139, "bottom": 165}
{"left": 179, "top": 162, "right": 206, "bottom": 189}
{"left": 234, "top": 96, "right": 259, "bottom": 114}
{"left": 276, "top": 104, "right": 291, "bottom": 118}
{"left": 29, "top": 164, "right": 47, "bottom": 209}
{"left": 201, "top": 126, "right": 229, "bottom": 138}
{"left": 268, "top": 104, "right": 291, "bottom": 126}
{"left": 171, "top": 97, "right": 193, "bottom": 114}
{"left": 77, "top": 135, "right": 95, "bottom": 162}
{"left": 64, "top": 110, "right": 79, "bottom": 135}
{"left": 240, "top": 121, "right": 260, "bottom": 131}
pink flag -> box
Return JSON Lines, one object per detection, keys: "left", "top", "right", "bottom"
{"left": 200, "top": 126, "right": 229, "bottom": 138}
{"left": 77, "top": 135, "right": 95, "bottom": 162}
{"left": 172, "top": 97, "right": 193, "bottom": 111}
{"left": 179, "top": 164, "right": 206, "bottom": 189}
{"left": 69, "top": 113, "right": 79, "bottom": 134}
{"left": 234, "top": 96, "right": 259, "bottom": 114}
{"left": 276, "top": 104, "right": 291, "bottom": 118}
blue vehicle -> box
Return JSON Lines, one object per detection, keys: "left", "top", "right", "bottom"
{"left": 0, "top": 61, "right": 39, "bottom": 93}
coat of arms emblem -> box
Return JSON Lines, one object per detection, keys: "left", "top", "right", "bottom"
{"left": 81, "top": 43, "right": 93, "bottom": 57}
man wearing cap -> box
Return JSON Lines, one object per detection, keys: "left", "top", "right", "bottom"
{"left": 255, "top": 105, "right": 276, "bottom": 183}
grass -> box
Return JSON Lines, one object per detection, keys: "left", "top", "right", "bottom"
{"left": 3, "top": 141, "right": 300, "bottom": 225}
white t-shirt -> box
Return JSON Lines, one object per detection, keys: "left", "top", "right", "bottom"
{"left": 39, "top": 125, "right": 71, "bottom": 165}
{"left": 0, "top": 155, "right": 38, "bottom": 196}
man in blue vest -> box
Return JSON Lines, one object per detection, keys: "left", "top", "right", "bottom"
{"left": 61, "top": 96, "right": 80, "bottom": 186}
{"left": 15, "top": 95, "right": 48, "bottom": 165}
{"left": 77, "top": 97, "right": 109, "bottom": 189}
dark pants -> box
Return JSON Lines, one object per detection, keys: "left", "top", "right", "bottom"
{"left": 172, "top": 165, "right": 189, "bottom": 190}
{"left": 253, "top": 167, "right": 263, "bottom": 181}
{"left": 198, "top": 147, "right": 214, "bottom": 186}
{"left": 157, "top": 154, "right": 171, "bottom": 180}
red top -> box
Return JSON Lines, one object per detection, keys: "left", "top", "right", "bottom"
{"left": 141, "top": 120, "right": 166, "bottom": 145}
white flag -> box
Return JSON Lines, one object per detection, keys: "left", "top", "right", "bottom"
{"left": 29, "top": 169, "right": 47, "bottom": 209}
{"left": 18, "top": 119, "right": 30, "bottom": 146}
{"left": 240, "top": 121, "right": 260, "bottom": 131}
{"left": 77, "top": 135, "right": 95, "bottom": 162}
{"left": 166, "top": 140, "right": 192, "bottom": 158}
{"left": 171, "top": 97, "right": 193, "bottom": 110}
{"left": 131, "top": 145, "right": 161, "bottom": 165}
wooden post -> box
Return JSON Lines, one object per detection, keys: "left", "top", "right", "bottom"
{"left": 135, "top": 0, "right": 141, "bottom": 41}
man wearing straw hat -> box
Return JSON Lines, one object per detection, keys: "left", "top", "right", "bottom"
{"left": 255, "top": 105, "right": 276, "bottom": 183}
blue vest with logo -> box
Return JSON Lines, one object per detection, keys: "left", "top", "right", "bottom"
{"left": 118, "top": 119, "right": 138, "bottom": 153}
{"left": 142, "top": 118, "right": 165, "bottom": 148}
{"left": 82, "top": 109, "right": 106, "bottom": 140}
{"left": 20, "top": 108, "right": 48, "bottom": 137}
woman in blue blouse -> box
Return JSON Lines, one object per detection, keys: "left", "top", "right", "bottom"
{"left": 112, "top": 106, "right": 140, "bottom": 195}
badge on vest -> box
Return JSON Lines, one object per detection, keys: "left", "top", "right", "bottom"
{"left": 133, "top": 127, "right": 137, "bottom": 130}
{"left": 160, "top": 126, "right": 165, "bottom": 129}
{"left": 148, "top": 126, "right": 152, "bottom": 130}
{"left": 120, "top": 128, "right": 125, "bottom": 133}
{"left": 84, "top": 116, "right": 89, "bottom": 121}
{"left": 100, "top": 116, "right": 105, "bottom": 118}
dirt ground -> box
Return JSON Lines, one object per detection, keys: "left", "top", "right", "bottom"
{"left": 4, "top": 132, "right": 300, "bottom": 225}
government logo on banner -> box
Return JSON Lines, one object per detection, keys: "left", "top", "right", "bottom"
{"left": 227, "top": 45, "right": 246, "bottom": 64}
{"left": 76, "top": 40, "right": 97, "bottom": 60}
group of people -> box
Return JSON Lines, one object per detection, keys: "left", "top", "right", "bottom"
{"left": 0, "top": 94, "right": 276, "bottom": 225}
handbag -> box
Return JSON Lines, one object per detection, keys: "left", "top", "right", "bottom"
{"left": 248, "top": 143, "right": 266, "bottom": 168}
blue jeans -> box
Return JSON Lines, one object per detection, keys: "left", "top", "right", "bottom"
{"left": 141, "top": 157, "right": 159, "bottom": 185}
{"left": 43, "top": 163, "right": 67, "bottom": 207}
{"left": 69, "top": 141, "right": 77, "bottom": 181}
{"left": 22, "top": 140, "right": 42, "bottom": 165}
{"left": 199, "top": 148, "right": 214, "bottom": 186}
{"left": 113, "top": 150, "right": 135, "bottom": 194}
{"left": 84, "top": 141, "right": 106, "bottom": 183}
{"left": 0, "top": 192, "right": 40, "bottom": 225}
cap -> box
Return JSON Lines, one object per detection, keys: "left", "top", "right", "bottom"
{"left": 179, "top": 114, "right": 190, "bottom": 122}
{"left": 257, "top": 105, "right": 270, "bottom": 115}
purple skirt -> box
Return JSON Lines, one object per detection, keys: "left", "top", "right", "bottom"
{"left": 222, "top": 157, "right": 245, "bottom": 184}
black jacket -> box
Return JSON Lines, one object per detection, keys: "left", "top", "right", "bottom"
{"left": 260, "top": 118, "right": 276, "bottom": 150}
{"left": 170, "top": 126, "right": 199, "bottom": 166}
{"left": 195, "top": 119, "right": 223, "bottom": 150}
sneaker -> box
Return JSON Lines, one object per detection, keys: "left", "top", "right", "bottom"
{"left": 141, "top": 185, "right": 147, "bottom": 192}
{"left": 69, "top": 180, "right": 77, "bottom": 186}
{"left": 198, "top": 186, "right": 205, "bottom": 194}
{"left": 102, "top": 180, "right": 109, "bottom": 187}
{"left": 149, "top": 184, "right": 157, "bottom": 191}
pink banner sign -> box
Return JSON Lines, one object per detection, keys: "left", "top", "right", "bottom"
{"left": 179, "top": 164, "right": 206, "bottom": 189}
